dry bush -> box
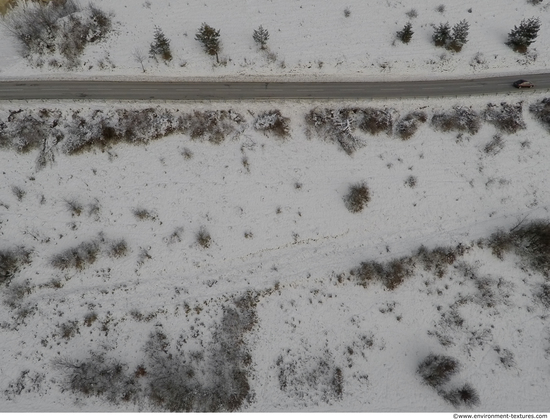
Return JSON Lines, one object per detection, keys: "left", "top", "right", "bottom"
{"left": 432, "top": 106, "right": 481, "bottom": 135}
{"left": 254, "top": 110, "right": 290, "bottom": 138}
{"left": 133, "top": 208, "right": 157, "bottom": 221}
{"left": 65, "top": 199, "right": 83, "bottom": 216}
{"left": 276, "top": 350, "right": 343, "bottom": 404}
{"left": 441, "top": 384, "right": 480, "bottom": 407}
{"left": 11, "top": 185, "right": 25, "bottom": 201}
{"left": 54, "top": 352, "right": 139, "bottom": 404}
{"left": 3, "top": 279, "right": 33, "bottom": 308}
{"left": 306, "top": 108, "right": 363, "bottom": 155}
{"left": 51, "top": 240, "right": 100, "bottom": 270}
{"left": 343, "top": 182, "right": 371, "bottom": 213}
{"left": 483, "top": 102, "right": 525, "bottom": 134}
{"left": 351, "top": 257, "right": 415, "bottom": 290}
{"left": 359, "top": 108, "right": 393, "bottom": 136}
{"left": 529, "top": 98, "right": 550, "bottom": 133}
{"left": 196, "top": 226, "right": 212, "bottom": 248}
{"left": 537, "top": 283, "right": 550, "bottom": 308}
{"left": 488, "top": 220, "right": 550, "bottom": 276}
{"left": 58, "top": 320, "right": 79, "bottom": 339}
{"left": 417, "top": 354, "right": 459, "bottom": 388}
{"left": 0, "top": 247, "right": 32, "bottom": 286}
{"left": 181, "top": 110, "right": 245, "bottom": 145}
{"left": 395, "top": 111, "right": 427, "bottom": 140}
{"left": 404, "top": 175, "right": 417, "bottom": 188}
{"left": 483, "top": 134, "right": 505, "bottom": 156}
{"left": 108, "top": 239, "right": 129, "bottom": 258}
{"left": 415, "top": 245, "right": 458, "bottom": 278}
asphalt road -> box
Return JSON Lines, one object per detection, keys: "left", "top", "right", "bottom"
{"left": 0, "top": 73, "right": 548, "bottom": 100}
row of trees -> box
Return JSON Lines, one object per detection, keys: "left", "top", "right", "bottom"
{"left": 396, "top": 18, "right": 540, "bottom": 54}
{"left": 146, "top": 17, "right": 540, "bottom": 67}
{"left": 148, "top": 23, "right": 270, "bottom": 64}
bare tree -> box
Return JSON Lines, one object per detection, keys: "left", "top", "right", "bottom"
{"left": 133, "top": 48, "right": 146, "bottom": 72}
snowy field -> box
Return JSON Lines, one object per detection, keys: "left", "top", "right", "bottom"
{"left": 0, "top": 0, "right": 549, "bottom": 80}
{"left": 1, "top": 0, "right": 550, "bottom": 414}
{"left": 0, "top": 92, "right": 550, "bottom": 411}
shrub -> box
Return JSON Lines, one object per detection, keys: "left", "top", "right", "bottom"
{"left": 343, "top": 182, "right": 371, "bottom": 213}
{"left": 359, "top": 108, "right": 393, "bottom": 135}
{"left": 431, "top": 106, "right": 481, "bottom": 135}
{"left": 51, "top": 240, "right": 100, "bottom": 270}
{"left": 406, "top": 8, "right": 418, "bottom": 18}
{"left": 306, "top": 108, "right": 363, "bottom": 155}
{"left": 65, "top": 199, "right": 83, "bottom": 216}
{"left": 436, "top": 4, "right": 446, "bottom": 13}
{"left": 404, "top": 175, "right": 417, "bottom": 188}
{"left": 395, "top": 111, "right": 427, "bottom": 140}
{"left": 108, "top": 239, "right": 129, "bottom": 258}
{"left": 352, "top": 257, "right": 414, "bottom": 290}
{"left": 416, "top": 246, "right": 458, "bottom": 278}
{"left": 181, "top": 110, "right": 245, "bottom": 144}
{"left": 488, "top": 220, "right": 550, "bottom": 276}
{"left": 483, "top": 102, "right": 525, "bottom": 134}
{"left": 537, "top": 283, "right": 550, "bottom": 308}
{"left": 529, "top": 98, "right": 550, "bottom": 133}
{"left": 11, "top": 185, "right": 25, "bottom": 201}
{"left": 417, "top": 354, "right": 459, "bottom": 388}
{"left": 54, "top": 352, "right": 138, "bottom": 404}
{"left": 254, "top": 110, "right": 290, "bottom": 138}
{"left": 0, "top": 247, "right": 32, "bottom": 286}
{"left": 196, "top": 226, "right": 212, "bottom": 248}
{"left": 441, "top": 384, "right": 480, "bottom": 407}
{"left": 483, "top": 134, "right": 505, "bottom": 156}
{"left": 133, "top": 208, "right": 157, "bottom": 221}
{"left": 396, "top": 22, "right": 414, "bottom": 44}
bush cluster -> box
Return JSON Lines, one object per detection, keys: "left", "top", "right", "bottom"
{"left": 51, "top": 235, "right": 128, "bottom": 271}
{"left": 417, "top": 354, "right": 480, "bottom": 408}
{"left": 395, "top": 111, "right": 427, "bottom": 140}
{"left": 431, "top": 106, "right": 481, "bottom": 135}
{"left": 483, "top": 102, "right": 525, "bottom": 134}
{"left": 254, "top": 110, "right": 290, "bottom": 138}
{"left": 529, "top": 98, "right": 550, "bottom": 133}
{"left": 488, "top": 220, "right": 550, "bottom": 276}
{"left": 3, "top": 1, "right": 111, "bottom": 67}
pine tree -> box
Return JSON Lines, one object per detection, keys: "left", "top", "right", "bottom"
{"left": 396, "top": 22, "right": 413, "bottom": 44}
{"left": 149, "top": 26, "right": 172, "bottom": 61}
{"left": 506, "top": 17, "right": 541, "bottom": 52}
{"left": 253, "top": 25, "right": 269, "bottom": 50}
{"left": 195, "top": 23, "right": 221, "bottom": 63}
{"left": 433, "top": 22, "right": 450, "bottom": 47}
{"left": 448, "top": 19, "right": 469, "bottom": 52}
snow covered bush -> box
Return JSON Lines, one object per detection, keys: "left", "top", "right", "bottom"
{"left": 343, "top": 182, "right": 371, "bottom": 213}
{"left": 276, "top": 350, "right": 343, "bottom": 405}
{"left": 351, "top": 257, "right": 414, "bottom": 290}
{"left": 2, "top": 1, "right": 112, "bottom": 67}
{"left": 395, "top": 111, "right": 427, "bottom": 140}
{"left": 306, "top": 108, "right": 363, "bottom": 155}
{"left": 417, "top": 354, "right": 460, "bottom": 388}
{"left": 254, "top": 110, "right": 290, "bottom": 138}
{"left": 483, "top": 102, "right": 525, "bottom": 134}
{"left": 441, "top": 383, "right": 480, "bottom": 407}
{"left": 196, "top": 226, "right": 212, "bottom": 248}
{"left": 54, "top": 352, "right": 139, "bottom": 404}
{"left": 431, "top": 106, "right": 481, "bottom": 135}
{"left": 483, "top": 134, "right": 505, "bottom": 156}
{"left": 51, "top": 240, "right": 100, "bottom": 271}
{"left": 181, "top": 110, "right": 245, "bottom": 144}
{"left": 359, "top": 108, "right": 394, "bottom": 135}
{"left": 0, "top": 247, "right": 32, "bottom": 286}
{"left": 529, "top": 98, "right": 550, "bottom": 133}
{"left": 488, "top": 220, "right": 550, "bottom": 276}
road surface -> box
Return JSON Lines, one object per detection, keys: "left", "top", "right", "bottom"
{"left": 0, "top": 73, "right": 548, "bottom": 100}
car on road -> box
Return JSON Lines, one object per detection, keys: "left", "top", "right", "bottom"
{"left": 513, "top": 79, "right": 535, "bottom": 89}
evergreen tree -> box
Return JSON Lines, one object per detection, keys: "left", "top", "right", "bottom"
{"left": 433, "top": 22, "right": 450, "bottom": 47}
{"left": 449, "top": 19, "right": 469, "bottom": 51}
{"left": 149, "top": 26, "right": 172, "bottom": 61}
{"left": 507, "top": 17, "right": 541, "bottom": 52}
{"left": 195, "top": 23, "right": 221, "bottom": 63}
{"left": 396, "top": 22, "right": 414, "bottom": 44}
{"left": 253, "top": 25, "right": 269, "bottom": 50}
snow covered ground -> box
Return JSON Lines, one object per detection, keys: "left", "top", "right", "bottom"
{"left": 0, "top": 92, "right": 549, "bottom": 411}
{"left": 0, "top": 0, "right": 549, "bottom": 81}
{"left": 1, "top": 0, "right": 550, "bottom": 414}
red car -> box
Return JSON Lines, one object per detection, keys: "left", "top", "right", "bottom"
{"left": 513, "top": 79, "right": 535, "bottom": 89}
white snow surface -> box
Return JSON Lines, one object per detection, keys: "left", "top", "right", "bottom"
{"left": 0, "top": 0, "right": 549, "bottom": 81}
{"left": 0, "top": 93, "right": 549, "bottom": 412}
